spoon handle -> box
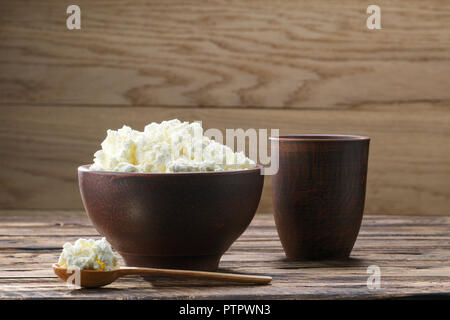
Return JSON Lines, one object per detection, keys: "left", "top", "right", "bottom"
{"left": 118, "top": 267, "right": 272, "bottom": 284}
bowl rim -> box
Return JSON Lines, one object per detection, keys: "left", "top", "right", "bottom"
{"left": 78, "top": 164, "right": 263, "bottom": 176}
{"left": 269, "top": 134, "right": 370, "bottom": 142}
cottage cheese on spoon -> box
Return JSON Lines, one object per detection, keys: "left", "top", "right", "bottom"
{"left": 90, "top": 119, "right": 256, "bottom": 173}
{"left": 58, "top": 238, "right": 119, "bottom": 271}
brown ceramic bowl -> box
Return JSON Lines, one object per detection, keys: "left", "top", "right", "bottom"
{"left": 78, "top": 165, "right": 264, "bottom": 271}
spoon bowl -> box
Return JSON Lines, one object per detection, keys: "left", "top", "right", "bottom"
{"left": 53, "top": 264, "right": 121, "bottom": 288}
{"left": 53, "top": 264, "right": 272, "bottom": 288}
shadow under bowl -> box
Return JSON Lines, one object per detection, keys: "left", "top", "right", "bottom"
{"left": 78, "top": 165, "right": 264, "bottom": 271}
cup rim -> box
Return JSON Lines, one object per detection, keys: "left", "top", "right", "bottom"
{"left": 78, "top": 164, "right": 263, "bottom": 176}
{"left": 269, "top": 134, "right": 370, "bottom": 142}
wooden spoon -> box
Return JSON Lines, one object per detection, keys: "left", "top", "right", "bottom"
{"left": 53, "top": 264, "right": 271, "bottom": 288}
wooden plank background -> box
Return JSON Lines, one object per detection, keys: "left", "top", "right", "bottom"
{"left": 0, "top": 0, "right": 449, "bottom": 215}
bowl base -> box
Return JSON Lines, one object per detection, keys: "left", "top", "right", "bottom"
{"left": 285, "top": 251, "right": 351, "bottom": 261}
{"left": 119, "top": 252, "right": 222, "bottom": 271}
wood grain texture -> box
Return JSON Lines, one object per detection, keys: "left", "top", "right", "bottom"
{"left": 1, "top": 104, "right": 449, "bottom": 215}
{"left": 0, "top": 1, "right": 449, "bottom": 216}
{"left": 0, "top": 0, "right": 449, "bottom": 107}
{"left": 0, "top": 212, "right": 449, "bottom": 299}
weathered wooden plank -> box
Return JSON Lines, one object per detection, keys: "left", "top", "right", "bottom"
{"left": 1, "top": 104, "right": 449, "bottom": 215}
{"left": 1, "top": 228, "right": 449, "bottom": 250}
{"left": 2, "top": 236, "right": 449, "bottom": 249}
{"left": 3, "top": 257, "right": 450, "bottom": 275}
{"left": 0, "top": 210, "right": 89, "bottom": 222}
{"left": 0, "top": 1, "right": 449, "bottom": 108}
{"left": 2, "top": 210, "right": 450, "bottom": 225}
{"left": 0, "top": 213, "right": 449, "bottom": 299}
{"left": 0, "top": 276, "right": 449, "bottom": 300}
{"left": 2, "top": 223, "right": 450, "bottom": 237}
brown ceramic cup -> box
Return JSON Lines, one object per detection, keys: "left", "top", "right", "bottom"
{"left": 78, "top": 165, "right": 264, "bottom": 271}
{"left": 270, "top": 135, "right": 370, "bottom": 260}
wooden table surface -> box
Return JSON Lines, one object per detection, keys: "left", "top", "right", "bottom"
{"left": 0, "top": 211, "right": 449, "bottom": 299}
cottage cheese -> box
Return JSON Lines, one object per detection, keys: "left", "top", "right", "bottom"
{"left": 90, "top": 119, "right": 256, "bottom": 173}
{"left": 58, "top": 238, "right": 119, "bottom": 271}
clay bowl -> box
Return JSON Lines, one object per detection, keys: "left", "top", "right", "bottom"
{"left": 78, "top": 165, "right": 264, "bottom": 271}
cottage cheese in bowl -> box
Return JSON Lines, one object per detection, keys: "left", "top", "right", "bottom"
{"left": 90, "top": 119, "right": 256, "bottom": 173}
{"left": 58, "top": 238, "right": 119, "bottom": 271}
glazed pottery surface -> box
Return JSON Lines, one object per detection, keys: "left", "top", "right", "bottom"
{"left": 270, "top": 135, "right": 370, "bottom": 260}
{"left": 78, "top": 165, "right": 264, "bottom": 271}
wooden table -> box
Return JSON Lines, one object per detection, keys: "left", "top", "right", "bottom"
{"left": 1, "top": 211, "right": 449, "bottom": 299}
